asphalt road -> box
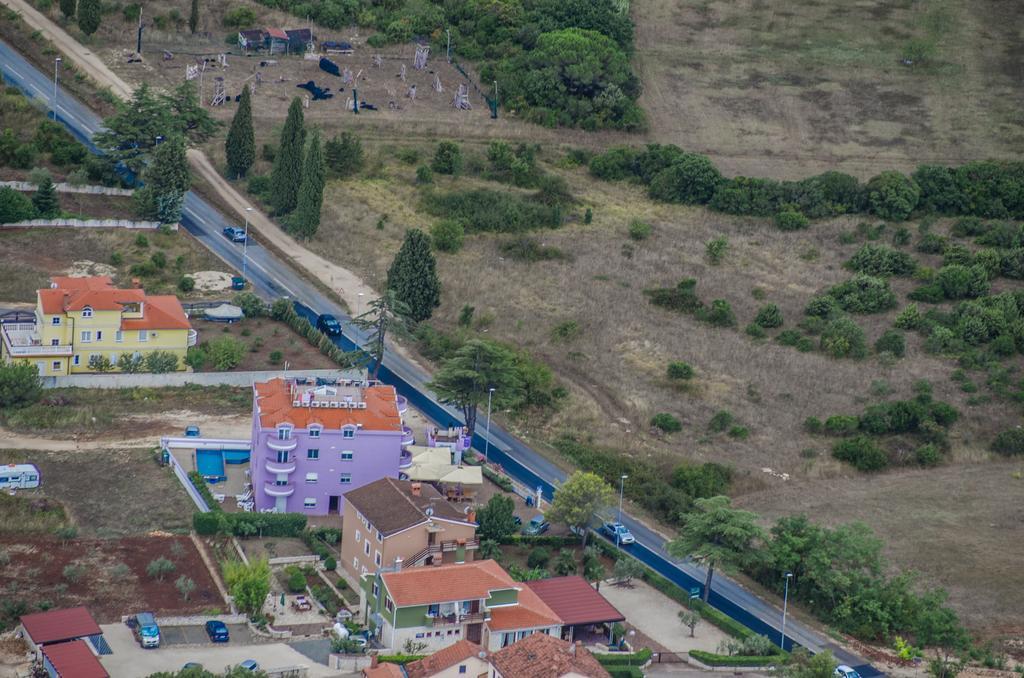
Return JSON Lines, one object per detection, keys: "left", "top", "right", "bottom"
{"left": 0, "top": 38, "right": 880, "bottom": 676}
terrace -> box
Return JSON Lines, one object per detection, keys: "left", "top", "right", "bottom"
{"left": 1, "top": 321, "right": 72, "bottom": 356}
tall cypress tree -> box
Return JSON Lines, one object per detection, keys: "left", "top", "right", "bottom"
{"left": 225, "top": 85, "right": 255, "bottom": 179}
{"left": 188, "top": 0, "right": 199, "bottom": 34}
{"left": 77, "top": 0, "right": 101, "bottom": 35}
{"left": 270, "top": 97, "right": 305, "bottom": 214}
{"left": 387, "top": 229, "right": 441, "bottom": 322}
{"left": 290, "top": 128, "right": 325, "bottom": 239}
{"left": 32, "top": 176, "right": 60, "bottom": 218}
{"left": 59, "top": 0, "right": 76, "bottom": 20}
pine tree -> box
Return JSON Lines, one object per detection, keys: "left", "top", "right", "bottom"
{"left": 270, "top": 97, "right": 305, "bottom": 214}
{"left": 188, "top": 0, "right": 199, "bottom": 34}
{"left": 289, "top": 128, "right": 325, "bottom": 238}
{"left": 324, "top": 132, "right": 363, "bottom": 178}
{"left": 386, "top": 229, "right": 441, "bottom": 322}
{"left": 77, "top": 0, "right": 101, "bottom": 35}
{"left": 136, "top": 135, "right": 191, "bottom": 224}
{"left": 94, "top": 84, "right": 172, "bottom": 175}
{"left": 163, "top": 81, "right": 218, "bottom": 143}
{"left": 225, "top": 85, "right": 255, "bottom": 179}
{"left": 32, "top": 176, "right": 60, "bottom": 218}
{"left": 59, "top": 0, "right": 76, "bottom": 20}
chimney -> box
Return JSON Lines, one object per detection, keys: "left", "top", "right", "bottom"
{"left": 131, "top": 277, "right": 142, "bottom": 289}
{"left": 570, "top": 641, "right": 581, "bottom": 656}
{"left": 394, "top": 556, "right": 403, "bottom": 571}
{"left": 410, "top": 482, "right": 421, "bottom": 497}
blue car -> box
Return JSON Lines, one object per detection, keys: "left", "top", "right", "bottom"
{"left": 205, "top": 620, "right": 229, "bottom": 643}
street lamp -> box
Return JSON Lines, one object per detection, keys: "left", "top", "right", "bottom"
{"left": 52, "top": 57, "right": 61, "bottom": 120}
{"left": 616, "top": 474, "right": 628, "bottom": 549}
{"left": 483, "top": 387, "right": 495, "bottom": 464}
{"left": 357, "top": 292, "right": 364, "bottom": 317}
{"left": 780, "top": 572, "right": 793, "bottom": 650}
{"left": 242, "top": 207, "right": 253, "bottom": 283}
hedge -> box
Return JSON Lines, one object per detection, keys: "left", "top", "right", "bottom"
{"left": 639, "top": 568, "right": 755, "bottom": 640}
{"left": 500, "top": 534, "right": 579, "bottom": 548}
{"left": 193, "top": 510, "right": 308, "bottom": 537}
{"left": 374, "top": 654, "right": 425, "bottom": 665}
{"left": 482, "top": 466, "right": 514, "bottom": 491}
{"left": 689, "top": 650, "right": 786, "bottom": 667}
{"left": 605, "top": 668, "right": 644, "bottom": 678}
{"left": 595, "top": 648, "right": 653, "bottom": 666}
{"left": 188, "top": 471, "right": 222, "bottom": 513}
{"left": 302, "top": 526, "right": 342, "bottom": 561}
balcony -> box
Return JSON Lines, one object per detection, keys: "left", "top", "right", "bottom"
{"left": 427, "top": 611, "right": 488, "bottom": 627}
{"left": 265, "top": 455, "right": 297, "bottom": 474}
{"left": 263, "top": 481, "right": 295, "bottom": 497}
{"left": 1, "top": 322, "right": 72, "bottom": 357}
{"left": 267, "top": 438, "right": 298, "bottom": 452}
{"left": 396, "top": 395, "right": 408, "bottom": 415}
{"left": 401, "top": 426, "right": 415, "bottom": 447}
{"left": 187, "top": 329, "right": 198, "bottom": 347}
{"left": 399, "top": 450, "right": 413, "bottom": 469}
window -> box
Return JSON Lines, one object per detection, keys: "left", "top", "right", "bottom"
{"left": 415, "top": 633, "right": 424, "bottom": 639}
{"left": 361, "top": 565, "right": 367, "bottom": 575}
{"left": 82, "top": 307, "right": 92, "bottom": 318}
{"left": 339, "top": 473, "right": 352, "bottom": 484}
{"left": 384, "top": 597, "right": 394, "bottom": 613}
{"left": 364, "top": 541, "right": 370, "bottom": 556}
{"left": 95, "top": 331, "right": 102, "bottom": 341}
{"left": 51, "top": 361, "right": 61, "bottom": 371}
{"left": 458, "top": 665, "right": 466, "bottom": 673}
{"left": 51, "top": 317, "right": 60, "bottom": 325}
{"left": 138, "top": 330, "right": 148, "bottom": 342}
{"left": 355, "top": 530, "right": 361, "bottom": 543}
{"left": 353, "top": 556, "right": 359, "bottom": 570}
{"left": 374, "top": 550, "right": 381, "bottom": 566}
{"left": 308, "top": 427, "right": 321, "bottom": 438}
{"left": 340, "top": 450, "right": 354, "bottom": 461}
{"left": 307, "top": 448, "right": 319, "bottom": 460}
{"left": 274, "top": 479, "right": 288, "bottom": 486}
{"left": 372, "top": 582, "right": 379, "bottom": 599}
{"left": 50, "top": 339, "right": 59, "bottom": 346}
{"left": 375, "top": 530, "right": 382, "bottom": 543}
{"left": 115, "top": 330, "right": 123, "bottom": 343}
{"left": 343, "top": 428, "right": 355, "bottom": 439}
{"left": 303, "top": 497, "right": 316, "bottom": 508}
{"left": 109, "top": 353, "right": 118, "bottom": 363}
{"left": 277, "top": 426, "right": 292, "bottom": 440}
{"left": 72, "top": 355, "right": 80, "bottom": 366}
{"left": 427, "top": 604, "right": 440, "bottom": 617}
{"left": 80, "top": 330, "right": 92, "bottom": 343}
{"left": 305, "top": 472, "right": 318, "bottom": 484}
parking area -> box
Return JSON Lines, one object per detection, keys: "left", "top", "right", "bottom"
{"left": 160, "top": 624, "right": 253, "bottom": 647}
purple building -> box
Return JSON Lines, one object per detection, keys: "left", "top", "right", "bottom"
{"left": 251, "top": 376, "right": 409, "bottom": 515}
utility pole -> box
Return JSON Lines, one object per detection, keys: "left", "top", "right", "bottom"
{"left": 242, "top": 207, "right": 253, "bottom": 283}
{"left": 137, "top": 11, "right": 144, "bottom": 54}
{"left": 616, "top": 474, "right": 628, "bottom": 549}
{"left": 483, "top": 387, "right": 495, "bottom": 464}
{"left": 780, "top": 572, "right": 793, "bottom": 650}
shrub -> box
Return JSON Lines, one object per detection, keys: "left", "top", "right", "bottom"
{"left": 177, "top": 275, "right": 195, "bottom": 293}
{"left": 247, "top": 175, "right": 271, "bottom": 198}
{"left": 828, "top": 275, "right": 897, "bottom": 313}
{"left": 689, "top": 651, "right": 784, "bottom": 668}
{"left": 222, "top": 5, "right": 256, "bottom": 27}
{"left": 647, "top": 154, "right": 722, "bottom": 204}
{"left": 754, "top": 304, "right": 783, "bottom": 328}
{"left": 708, "top": 410, "right": 734, "bottom": 432}
{"left": 776, "top": 329, "right": 803, "bottom": 346}
{"left": 146, "top": 557, "right": 175, "bottom": 581}
{"left": 916, "top": 232, "right": 948, "bottom": 254}
{"left": 728, "top": 425, "right": 750, "bottom": 439}
{"left": 824, "top": 415, "right": 860, "bottom": 435}
{"left": 285, "top": 565, "right": 307, "bottom": 593}
{"left": 991, "top": 429, "right": 1024, "bottom": 456}
{"left": 847, "top": 244, "right": 916, "bottom": 277}
{"left": 628, "top": 220, "right": 652, "bottom": 241}
{"left": 0, "top": 187, "right": 36, "bottom": 224}
{"left": 645, "top": 278, "right": 703, "bottom": 314}
{"left": 935, "top": 264, "right": 990, "bottom": 299}
{"left": 431, "top": 141, "right": 462, "bottom": 175}
{"left": 423, "top": 189, "right": 561, "bottom": 234}
{"left": 671, "top": 463, "right": 732, "bottom": 498}
{"left": 832, "top": 436, "right": 888, "bottom": 471}
{"left": 895, "top": 303, "right": 926, "bottom": 330}
{"left": 235, "top": 291, "right": 267, "bottom": 318}
{"left": 706, "top": 236, "right": 728, "bottom": 264}
{"left": 775, "top": 209, "right": 809, "bottom": 231}
{"left": 915, "top": 443, "right": 942, "bottom": 467}
{"left": 144, "top": 351, "right": 179, "bottom": 373}
{"left": 527, "top": 547, "right": 551, "bottom": 569}
{"left": 820, "top": 317, "right": 868, "bottom": 359}
{"left": 588, "top": 147, "right": 641, "bottom": 181}
{"left": 651, "top": 413, "right": 682, "bottom": 433}
{"left": 500, "top": 236, "right": 568, "bottom": 262}
{"left": 865, "top": 171, "right": 920, "bottom": 220}
{"left": 415, "top": 165, "right": 433, "bottom": 184}
{"left": 666, "top": 361, "right": 694, "bottom": 380}
{"left": 745, "top": 323, "right": 766, "bottom": 339}
{"left": 804, "top": 295, "right": 839, "bottom": 318}
{"left": 430, "top": 219, "right": 464, "bottom": 253}
{"left": 874, "top": 330, "right": 906, "bottom": 357}
{"left": 700, "top": 299, "right": 736, "bottom": 327}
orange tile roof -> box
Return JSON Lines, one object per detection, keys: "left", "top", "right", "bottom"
{"left": 119, "top": 295, "right": 190, "bottom": 330}
{"left": 362, "top": 663, "right": 404, "bottom": 678}
{"left": 38, "top": 277, "right": 190, "bottom": 330}
{"left": 488, "top": 583, "right": 560, "bottom": 631}
{"left": 254, "top": 378, "right": 402, "bottom": 431}
{"left": 489, "top": 633, "right": 609, "bottom": 678}
{"left": 406, "top": 640, "right": 486, "bottom": 678}
{"left": 381, "top": 560, "right": 518, "bottom": 607}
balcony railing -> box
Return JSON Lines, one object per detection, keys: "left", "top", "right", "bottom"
{"left": 396, "top": 395, "right": 408, "bottom": 415}
{"left": 267, "top": 438, "right": 298, "bottom": 452}
{"left": 264, "top": 455, "right": 297, "bottom": 474}
{"left": 401, "top": 426, "right": 415, "bottom": 447}
{"left": 426, "top": 611, "right": 488, "bottom": 627}
{"left": 1, "top": 323, "right": 73, "bottom": 356}
{"left": 263, "top": 481, "right": 295, "bottom": 497}
{"left": 399, "top": 450, "right": 413, "bottom": 469}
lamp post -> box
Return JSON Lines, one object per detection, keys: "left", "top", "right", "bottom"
{"left": 357, "top": 292, "right": 364, "bottom": 317}
{"left": 242, "top": 207, "right": 253, "bottom": 283}
{"left": 616, "top": 474, "right": 628, "bottom": 549}
{"left": 52, "top": 57, "right": 61, "bottom": 120}
{"left": 780, "top": 572, "right": 793, "bottom": 650}
{"left": 445, "top": 29, "right": 451, "bottom": 63}
{"left": 483, "top": 387, "right": 495, "bottom": 464}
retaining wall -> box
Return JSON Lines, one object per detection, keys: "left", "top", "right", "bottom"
{"left": 42, "top": 368, "right": 359, "bottom": 389}
{"left": 2, "top": 218, "right": 171, "bottom": 230}
{"left": 0, "top": 180, "right": 133, "bottom": 195}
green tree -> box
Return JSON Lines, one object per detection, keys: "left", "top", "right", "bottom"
{"left": 117, "top": 353, "right": 144, "bottom": 373}
{"left": 546, "top": 471, "right": 614, "bottom": 547}
{"left": 612, "top": 556, "right": 643, "bottom": 584}
{"left": 913, "top": 589, "right": 969, "bottom": 678}
{"left": 478, "top": 539, "right": 502, "bottom": 561}
{"left": 223, "top": 558, "right": 271, "bottom": 618}
{"left": 95, "top": 84, "right": 173, "bottom": 175}
{"left": 146, "top": 557, "right": 175, "bottom": 581}
{"left": 87, "top": 355, "right": 114, "bottom": 372}
{"left": 225, "top": 85, "right": 255, "bottom": 179}
{"left": 163, "top": 81, "right": 218, "bottom": 143}
{"left": 136, "top": 135, "right": 190, "bottom": 223}
{"left": 678, "top": 609, "right": 701, "bottom": 637}
{"left": 175, "top": 575, "right": 196, "bottom": 600}
{"left": 865, "top": 171, "right": 920, "bottom": 221}
{"left": 77, "top": 0, "right": 101, "bottom": 35}
{"left": 59, "top": 0, "right": 76, "bottom": 19}
{"left": 0, "top": 186, "right": 37, "bottom": 224}
{"left": 387, "top": 229, "right": 441, "bottom": 322}
{"left": 353, "top": 289, "right": 411, "bottom": 381}
{"left": 431, "top": 141, "right": 462, "bottom": 175}
{"left": 289, "top": 128, "right": 325, "bottom": 238}
{"left": 429, "top": 339, "right": 522, "bottom": 434}
{"left": 648, "top": 154, "right": 722, "bottom": 204}
{"left": 270, "top": 98, "right": 306, "bottom": 214}
{"left": 779, "top": 650, "right": 837, "bottom": 678}
{"left": 667, "top": 496, "right": 764, "bottom": 602}
{"left": 324, "top": 132, "right": 363, "bottom": 178}
{"left": 554, "top": 548, "right": 577, "bottom": 576}
{"left": 476, "top": 494, "right": 517, "bottom": 542}
{"left": 0, "top": 361, "right": 42, "bottom": 407}
{"left": 188, "top": 0, "right": 199, "bottom": 33}
{"left": 208, "top": 336, "right": 245, "bottom": 370}
{"left": 31, "top": 174, "right": 60, "bottom": 218}
{"left": 144, "top": 350, "right": 180, "bottom": 373}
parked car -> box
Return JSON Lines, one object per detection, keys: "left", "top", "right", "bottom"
{"left": 238, "top": 660, "right": 260, "bottom": 672}
{"left": 222, "top": 226, "right": 247, "bottom": 243}
{"left": 182, "top": 663, "right": 204, "bottom": 671}
{"left": 184, "top": 425, "right": 201, "bottom": 437}
{"left": 131, "top": 612, "right": 161, "bottom": 648}
{"left": 205, "top": 620, "right": 229, "bottom": 643}
{"left": 835, "top": 666, "right": 862, "bottom": 678}
{"left": 523, "top": 515, "right": 549, "bottom": 536}
{"left": 316, "top": 313, "right": 342, "bottom": 336}
{"left": 602, "top": 521, "right": 635, "bottom": 545}
{"left": 512, "top": 515, "right": 522, "bottom": 527}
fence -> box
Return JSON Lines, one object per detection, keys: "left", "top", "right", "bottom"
{"left": 269, "top": 555, "right": 321, "bottom": 566}
{"left": 2, "top": 218, "right": 172, "bottom": 230}
{"left": 41, "top": 368, "right": 358, "bottom": 389}
{"left": 0, "top": 180, "right": 133, "bottom": 196}
{"left": 167, "top": 451, "right": 211, "bottom": 512}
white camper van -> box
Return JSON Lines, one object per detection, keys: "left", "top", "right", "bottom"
{"left": 0, "top": 464, "right": 40, "bottom": 490}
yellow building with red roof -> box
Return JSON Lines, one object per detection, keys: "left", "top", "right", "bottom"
{"left": 0, "top": 276, "right": 195, "bottom": 375}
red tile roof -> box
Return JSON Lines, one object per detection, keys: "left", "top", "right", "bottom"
{"left": 381, "top": 560, "right": 518, "bottom": 607}
{"left": 266, "top": 27, "right": 288, "bottom": 39}
{"left": 406, "top": 640, "right": 486, "bottom": 678}
{"left": 119, "top": 295, "right": 191, "bottom": 330}
{"left": 488, "top": 584, "right": 560, "bottom": 631}
{"left": 38, "top": 277, "right": 190, "bottom": 330}
{"left": 489, "top": 633, "right": 609, "bottom": 678}
{"left": 21, "top": 607, "right": 101, "bottom": 645}
{"left": 362, "top": 663, "right": 404, "bottom": 678}
{"left": 254, "top": 378, "right": 401, "bottom": 431}
{"left": 525, "top": 576, "right": 625, "bottom": 626}
{"left": 42, "top": 640, "right": 109, "bottom": 678}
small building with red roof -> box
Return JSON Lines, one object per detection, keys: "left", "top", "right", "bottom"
{"left": 526, "top": 576, "right": 625, "bottom": 643}
{"left": 41, "top": 640, "right": 109, "bottom": 678}
{"left": 19, "top": 607, "right": 105, "bottom": 656}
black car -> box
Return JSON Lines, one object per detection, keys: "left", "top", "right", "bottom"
{"left": 222, "top": 227, "right": 247, "bottom": 243}
{"left": 317, "top": 314, "right": 342, "bottom": 336}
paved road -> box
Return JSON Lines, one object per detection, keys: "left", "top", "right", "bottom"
{"left": 0, "top": 38, "right": 881, "bottom": 677}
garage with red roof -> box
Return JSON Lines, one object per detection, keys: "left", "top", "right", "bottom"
{"left": 525, "top": 576, "right": 625, "bottom": 643}
{"left": 41, "top": 640, "right": 109, "bottom": 678}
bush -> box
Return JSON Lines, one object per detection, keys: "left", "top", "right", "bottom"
{"left": 285, "top": 565, "right": 307, "bottom": 593}
{"left": 804, "top": 295, "right": 839, "bottom": 318}
{"left": 832, "top": 436, "right": 888, "bottom": 471}
{"left": 527, "top": 547, "right": 551, "bottom": 569}
{"left": 235, "top": 291, "right": 266, "bottom": 318}
{"left": 708, "top": 410, "right": 734, "bottom": 432}
{"left": 824, "top": 415, "right": 860, "bottom": 435}
{"left": 874, "top": 330, "right": 906, "bottom": 357}
{"left": 415, "top": 165, "right": 433, "bottom": 184}
{"left": 865, "top": 171, "right": 920, "bottom": 220}
{"left": 222, "top": 5, "right": 256, "bottom": 27}
{"left": 499, "top": 236, "right": 568, "bottom": 262}
{"left": 774, "top": 209, "right": 809, "bottom": 231}
{"left": 247, "top": 175, "right": 271, "bottom": 198}
{"left": 651, "top": 413, "right": 682, "bottom": 433}
{"left": 847, "top": 244, "right": 916, "bottom": 277}
{"left": 666, "top": 361, "right": 694, "bottom": 380}
{"left": 820, "top": 317, "right": 868, "bottom": 359}
{"left": 935, "top": 264, "right": 990, "bottom": 299}
{"left": 916, "top": 232, "right": 948, "bottom": 254}
{"left": 689, "top": 651, "right": 785, "bottom": 667}
{"left": 648, "top": 154, "right": 722, "bottom": 204}
{"left": 915, "top": 443, "right": 942, "bottom": 467}
{"left": 324, "top": 132, "right": 364, "bottom": 178}
{"left": 430, "top": 219, "right": 464, "bottom": 253}
{"left": 431, "top": 141, "right": 462, "bottom": 175}
{"left": 671, "top": 462, "right": 732, "bottom": 498}
{"left": 0, "top": 187, "right": 36, "bottom": 224}
{"left": 627, "top": 220, "right": 651, "bottom": 241}
{"left": 208, "top": 336, "right": 246, "bottom": 370}
{"left": 828, "top": 275, "right": 897, "bottom": 314}
{"left": 754, "top": 304, "right": 783, "bottom": 328}
{"left": 144, "top": 351, "right": 179, "bottom": 373}
{"left": 177, "top": 275, "right": 195, "bottom": 293}
{"left": 991, "top": 429, "right": 1024, "bottom": 456}
{"left": 706, "top": 236, "right": 728, "bottom": 264}
{"left": 700, "top": 299, "right": 736, "bottom": 327}
{"left": 423, "top": 189, "right": 561, "bottom": 234}
{"left": 745, "top": 323, "right": 766, "bottom": 339}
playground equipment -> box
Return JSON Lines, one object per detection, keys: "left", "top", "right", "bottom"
{"left": 453, "top": 83, "right": 471, "bottom": 110}
{"left": 413, "top": 43, "right": 429, "bottom": 69}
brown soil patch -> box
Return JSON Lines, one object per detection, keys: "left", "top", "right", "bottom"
{"left": 191, "top": 316, "right": 338, "bottom": 372}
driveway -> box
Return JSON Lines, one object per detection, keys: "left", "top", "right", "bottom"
{"left": 99, "top": 624, "right": 338, "bottom": 678}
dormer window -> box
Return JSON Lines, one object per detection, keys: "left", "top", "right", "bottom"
{"left": 277, "top": 426, "right": 292, "bottom": 440}
{"left": 308, "top": 425, "right": 322, "bottom": 439}
{"left": 342, "top": 426, "right": 356, "bottom": 439}
{"left": 82, "top": 307, "right": 93, "bottom": 318}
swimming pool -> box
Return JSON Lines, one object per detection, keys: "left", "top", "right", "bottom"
{"left": 196, "top": 450, "right": 226, "bottom": 483}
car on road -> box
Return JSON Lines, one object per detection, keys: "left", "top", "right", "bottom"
{"left": 523, "top": 515, "right": 549, "bottom": 536}
{"left": 316, "top": 313, "right": 342, "bottom": 336}
{"left": 205, "top": 620, "right": 229, "bottom": 643}
{"left": 238, "top": 659, "right": 260, "bottom": 672}
{"left": 223, "top": 226, "right": 247, "bottom": 243}
{"left": 835, "top": 666, "right": 861, "bottom": 678}
{"left": 602, "top": 521, "right": 635, "bottom": 544}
